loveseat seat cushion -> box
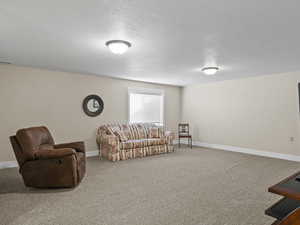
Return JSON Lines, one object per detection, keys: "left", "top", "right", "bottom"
{"left": 120, "top": 139, "right": 145, "bottom": 149}
{"left": 119, "top": 138, "right": 168, "bottom": 150}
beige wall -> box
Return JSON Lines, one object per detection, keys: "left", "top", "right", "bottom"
{"left": 182, "top": 72, "right": 300, "bottom": 156}
{"left": 3, "top": 64, "right": 299, "bottom": 162}
{"left": 0, "top": 65, "right": 181, "bottom": 162}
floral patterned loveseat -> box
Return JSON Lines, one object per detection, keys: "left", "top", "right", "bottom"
{"left": 96, "top": 123, "right": 175, "bottom": 162}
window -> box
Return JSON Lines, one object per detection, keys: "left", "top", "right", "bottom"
{"left": 128, "top": 88, "right": 164, "bottom": 125}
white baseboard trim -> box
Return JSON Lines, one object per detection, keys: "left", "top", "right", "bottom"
{"left": 179, "top": 140, "right": 300, "bottom": 162}
{"left": 3, "top": 141, "right": 299, "bottom": 169}
{"left": 86, "top": 150, "right": 99, "bottom": 157}
{"left": 0, "top": 161, "right": 18, "bottom": 169}
{"left": 0, "top": 150, "right": 100, "bottom": 170}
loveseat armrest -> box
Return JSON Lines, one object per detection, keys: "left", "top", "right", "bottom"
{"left": 165, "top": 131, "right": 175, "bottom": 139}
{"left": 97, "top": 134, "right": 120, "bottom": 154}
{"left": 165, "top": 131, "right": 175, "bottom": 144}
{"left": 34, "top": 148, "right": 76, "bottom": 160}
{"left": 98, "top": 134, "right": 119, "bottom": 146}
{"left": 54, "top": 141, "right": 85, "bottom": 153}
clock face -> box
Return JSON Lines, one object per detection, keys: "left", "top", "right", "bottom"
{"left": 87, "top": 99, "right": 100, "bottom": 112}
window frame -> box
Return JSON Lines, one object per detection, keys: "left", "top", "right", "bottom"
{"left": 128, "top": 87, "right": 165, "bottom": 125}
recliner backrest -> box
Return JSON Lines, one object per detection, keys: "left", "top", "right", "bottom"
{"left": 10, "top": 135, "right": 26, "bottom": 167}
{"left": 14, "top": 126, "right": 55, "bottom": 162}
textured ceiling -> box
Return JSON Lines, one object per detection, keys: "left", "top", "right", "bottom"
{"left": 1, "top": 0, "right": 300, "bottom": 86}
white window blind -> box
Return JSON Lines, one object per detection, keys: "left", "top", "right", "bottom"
{"left": 129, "top": 88, "right": 164, "bottom": 125}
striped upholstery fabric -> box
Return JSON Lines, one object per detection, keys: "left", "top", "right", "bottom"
{"left": 96, "top": 123, "right": 175, "bottom": 162}
{"left": 149, "top": 127, "right": 164, "bottom": 138}
{"left": 113, "top": 130, "right": 128, "bottom": 142}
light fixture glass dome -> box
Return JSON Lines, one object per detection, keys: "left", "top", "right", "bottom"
{"left": 106, "top": 40, "right": 132, "bottom": 54}
{"left": 202, "top": 67, "right": 219, "bottom": 75}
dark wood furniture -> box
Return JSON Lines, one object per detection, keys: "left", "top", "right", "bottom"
{"left": 178, "top": 123, "right": 192, "bottom": 148}
{"left": 266, "top": 171, "right": 300, "bottom": 225}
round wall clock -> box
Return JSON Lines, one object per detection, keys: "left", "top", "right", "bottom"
{"left": 82, "top": 95, "right": 104, "bottom": 117}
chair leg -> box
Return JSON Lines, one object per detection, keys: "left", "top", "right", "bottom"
{"left": 190, "top": 137, "right": 192, "bottom": 149}
{"left": 179, "top": 138, "right": 180, "bottom": 148}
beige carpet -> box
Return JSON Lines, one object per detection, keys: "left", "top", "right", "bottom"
{"left": 0, "top": 147, "right": 299, "bottom": 225}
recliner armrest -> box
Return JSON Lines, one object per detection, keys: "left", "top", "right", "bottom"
{"left": 35, "top": 148, "right": 76, "bottom": 160}
{"left": 54, "top": 141, "right": 85, "bottom": 153}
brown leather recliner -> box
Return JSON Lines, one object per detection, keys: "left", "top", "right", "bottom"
{"left": 10, "top": 126, "right": 86, "bottom": 188}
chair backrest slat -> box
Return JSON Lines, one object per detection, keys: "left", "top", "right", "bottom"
{"left": 178, "top": 123, "right": 190, "bottom": 136}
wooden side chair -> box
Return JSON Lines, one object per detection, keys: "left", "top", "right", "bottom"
{"left": 178, "top": 123, "right": 192, "bottom": 148}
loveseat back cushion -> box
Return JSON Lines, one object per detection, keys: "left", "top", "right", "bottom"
{"left": 103, "top": 124, "right": 119, "bottom": 135}
{"left": 129, "top": 123, "right": 163, "bottom": 139}
{"left": 119, "top": 124, "right": 134, "bottom": 140}
{"left": 99, "top": 124, "right": 132, "bottom": 140}
{"left": 130, "top": 123, "right": 148, "bottom": 139}
{"left": 113, "top": 130, "right": 128, "bottom": 142}
{"left": 149, "top": 127, "right": 164, "bottom": 138}
{"left": 99, "top": 123, "right": 165, "bottom": 141}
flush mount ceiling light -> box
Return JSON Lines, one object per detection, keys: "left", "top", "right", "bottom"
{"left": 201, "top": 66, "right": 219, "bottom": 75}
{"left": 105, "top": 40, "right": 132, "bottom": 55}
